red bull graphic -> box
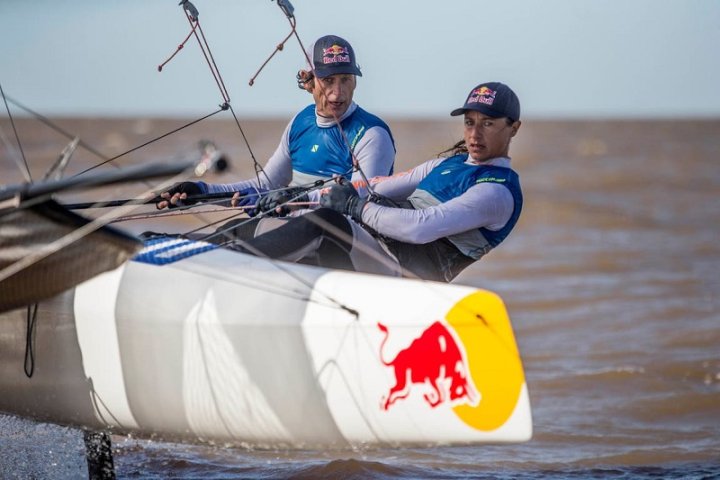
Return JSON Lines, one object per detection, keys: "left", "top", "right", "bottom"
{"left": 468, "top": 86, "right": 496, "bottom": 106}
{"left": 322, "top": 44, "right": 351, "bottom": 65}
{"left": 374, "top": 291, "right": 527, "bottom": 432}
{"left": 377, "top": 320, "right": 479, "bottom": 411}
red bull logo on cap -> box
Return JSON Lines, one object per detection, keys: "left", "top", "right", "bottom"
{"left": 468, "top": 86, "right": 496, "bottom": 106}
{"left": 376, "top": 291, "right": 526, "bottom": 432}
{"left": 322, "top": 44, "right": 351, "bottom": 65}
{"left": 378, "top": 321, "right": 479, "bottom": 411}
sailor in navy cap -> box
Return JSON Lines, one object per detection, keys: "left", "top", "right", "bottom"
{"left": 230, "top": 82, "right": 524, "bottom": 282}
{"left": 158, "top": 34, "right": 395, "bottom": 224}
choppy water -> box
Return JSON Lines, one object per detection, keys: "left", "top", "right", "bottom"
{"left": 1, "top": 117, "right": 719, "bottom": 478}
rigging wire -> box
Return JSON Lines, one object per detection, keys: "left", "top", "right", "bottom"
{"left": 101, "top": 0, "right": 424, "bottom": 316}
{"left": 0, "top": 168, "right": 201, "bottom": 285}
{"left": 158, "top": 2, "right": 230, "bottom": 104}
{"left": 3, "top": 2, "right": 510, "bottom": 348}
{"left": 225, "top": 103, "right": 271, "bottom": 188}
{"left": 117, "top": 0, "right": 360, "bottom": 317}
{"left": 5, "top": 95, "right": 111, "bottom": 163}
{"left": 72, "top": 107, "right": 227, "bottom": 178}
{"left": 221, "top": 3, "right": 495, "bottom": 317}
{"left": 1, "top": 82, "right": 32, "bottom": 182}
{"left": 158, "top": 0, "right": 269, "bottom": 189}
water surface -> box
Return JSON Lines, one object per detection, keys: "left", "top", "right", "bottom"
{"left": 1, "top": 117, "right": 718, "bottom": 478}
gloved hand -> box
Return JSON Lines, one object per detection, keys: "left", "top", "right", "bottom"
{"left": 231, "top": 186, "right": 268, "bottom": 217}
{"left": 157, "top": 181, "right": 206, "bottom": 209}
{"left": 257, "top": 187, "right": 309, "bottom": 217}
{"left": 320, "top": 180, "right": 367, "bottom": 223}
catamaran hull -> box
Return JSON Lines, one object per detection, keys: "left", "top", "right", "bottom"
{"left": 0, "top": 244, "right": 531, "bottom": 448}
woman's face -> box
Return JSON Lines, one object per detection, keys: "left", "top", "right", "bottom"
{"left": 463, "top": 111, "right": 520, "bottom": 162}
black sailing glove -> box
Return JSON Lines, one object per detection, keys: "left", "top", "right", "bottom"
{"left": 320, "top": 180, "right": 367, "bottom": 224}
{"left": 256, "top": 187, "right": 309, "bottom": 217}
{"left": 158, "top": 181, "right": 205, "bottom": 209}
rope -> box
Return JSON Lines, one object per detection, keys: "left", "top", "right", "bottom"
{"left": 157, "top": 20, "right": 198, "bottom": 72}
{"left": 157, "top": 1, "right": 270, "bottom": 188}
{"left": 158, "top": 2, "right": 229, "bottom": 104}
{"left": 248, "top": 20, "right": 296, "bottom": 87}
{"left": 5, "top": 2, "right": 511, "bottom": 354}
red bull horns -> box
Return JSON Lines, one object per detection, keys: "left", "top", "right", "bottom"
{"left": 469, "top": 87, "right": 496, "bottom": 106}
{"left": 377, "top": 320, "right": 480, "bottom": 411}
{"left": 322, "top": 44, "right": 350, "bottom": 65}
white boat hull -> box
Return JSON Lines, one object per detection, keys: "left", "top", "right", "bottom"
{"left": 0, "top": 239, "right": 531, "bottom": 448}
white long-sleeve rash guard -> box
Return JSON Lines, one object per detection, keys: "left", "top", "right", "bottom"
{"left": 204, "top": 102, "right": 395, "bottom": 194}
{"left": 358, "top": 157, "right": 516, "bottom": 244}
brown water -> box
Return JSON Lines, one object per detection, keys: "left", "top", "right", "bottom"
{"left": 1, "top": 116, "right": 719, "bottom": 478}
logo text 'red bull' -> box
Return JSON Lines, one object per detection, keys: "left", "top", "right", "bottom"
{"left": 322, "top": 44, "right": 351, "bottom": 65}
{"left": 468, "top": 86, "right": 496, "bottom": 106}
{"left": 378, "top": 320, "right": 480, "bottom": 411}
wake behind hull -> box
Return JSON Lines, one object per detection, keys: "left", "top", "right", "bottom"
{"left": 0, "top": 243, "right": 531, "bottom": 448}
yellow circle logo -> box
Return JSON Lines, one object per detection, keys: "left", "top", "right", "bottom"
{"left": 446, "top": 291, "right": 525, "bottom": 430}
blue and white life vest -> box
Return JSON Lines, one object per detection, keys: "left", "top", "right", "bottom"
{"left": 409, "top": 153, "right": 523, "bottom": 259}
{"left": 288, "top": 104, "right": 394, "bottom": 183}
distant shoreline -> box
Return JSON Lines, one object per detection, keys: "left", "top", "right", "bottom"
{"left": 3, "top": 115, "right": 720, "bottom": 123}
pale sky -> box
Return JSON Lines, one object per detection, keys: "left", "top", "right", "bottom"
{"left": 1, "top": 0, "right": 719, "bottom": 119}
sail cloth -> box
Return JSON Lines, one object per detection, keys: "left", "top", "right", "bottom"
{"left": 0, "top": 200, "right": 141, "bottom": 313}
{"left": 0, "top": 158, "right": 207, "bottom": 314}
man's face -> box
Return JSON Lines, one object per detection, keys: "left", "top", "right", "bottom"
{"left": 463, "top": 111, "right": 520, "bottom": 162}
{"left": 312, "top": 74, "right": 356, "bottom": 118}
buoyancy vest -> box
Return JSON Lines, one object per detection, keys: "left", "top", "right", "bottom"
{"left": 408, "top": 153, "right": 523, "bottom": 259}
{"left": 288, "top": 104, "right": 395, "bottom": 184}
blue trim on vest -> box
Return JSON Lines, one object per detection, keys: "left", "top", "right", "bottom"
{"left": 288, "top": 104, "right": 395, "bottom": 179}
{"left": 416, "top": 154, "right": 523, "bottom": 247}
{"left": 133, "top": 237, "right": 218, "bottom": 265}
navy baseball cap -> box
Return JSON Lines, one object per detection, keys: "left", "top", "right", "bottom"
{"left": 307, "top": 35, "right": 362, "bottom": 78}
{"left": 450, "top": 82, "right": 520, "bottom": 121}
